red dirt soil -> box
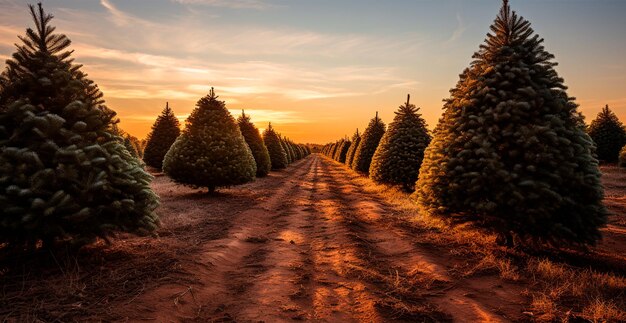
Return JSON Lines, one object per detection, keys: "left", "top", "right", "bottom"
{"left": 1, "top": 155, "right": 625, "bottom": 322}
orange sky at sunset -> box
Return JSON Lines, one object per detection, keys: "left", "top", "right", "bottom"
{"left": 1, "top": 0, "right": 625, "bottom": 144}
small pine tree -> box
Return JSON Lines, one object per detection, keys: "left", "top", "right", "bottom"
{"left": 370, "top": 95, "right": 431, "bottom": 191}
{"left": 163, "top": 89, "right": 256, "bottom": 193}
{"left": 286, "top": 138, "right": 297, "bottom": 162}
{"left": 337, "top": 140, "right": 351, "bottom": 163}
{"left": 414, "top": 0, "right": 606, "bottom": 247}
{"left": 238, "top": 110, "right": 271, "bottom": 177}
{"left": 280, "top": 136, "right": 292, "bottom": 164}
{"left": 0, "top": 4, "right": 159, "bottom": 248}
{"left": 345, "top": 129, "right": 361, "bottom": 166}
{"left": 124, "top": 136, "right": 139, "bottom": 158}
{"left": 333, "top": 139, "right": 345, "bottom": 161}
{"left": 263, "top": 123, "right": 288, "bottom": 170}
{"left": 587, "top": 105, "right": 626, "bottom": 163}
{"left": 352, "top": 112, "right": 386, "bottom": 174}
{"left": 143, "top": 102, "right": 181, "bottom": 170}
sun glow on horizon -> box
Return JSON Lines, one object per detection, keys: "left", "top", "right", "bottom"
{"left": 1, "top": 1, "right": 625, "bottom": 143}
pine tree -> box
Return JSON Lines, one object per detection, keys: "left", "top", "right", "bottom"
{"left": 587, "top": 105, "right": 626, "bottom": 163}
{"left": 285, "top": 138, "right": 297, "bottom": 162}
{"left": 333, "top": 139, "right": 345, "bottom": 161}
{"left": 143, "top": 102, "right": 180, "bottom": 170}
{"left": 414, "top": 0, "right": 606, "bottom": 247}
{"left": 352, "top": 112, "right": 386, "bottom": 174}
{"left": 0, "top": 4, "right": 159, "bottom": 248}
{"left": 345, "top": 129, "right": 361, "bottom": 166}
{"left": 110, "top": 125, "right": 141, "bottom": 159}
{"left": 370, "top": 95, "right": 431, "bottom": 191}
{"left": 263, "top": 123, "right": 288, "bottom": 170}
{"left": 163, "top": 88, "right": 256, "bottom": 193}
{"left": 280, "top": 136, "right": 292, "bottom": 164}
{"left": 337, "top": 140, "right": 351, "bottom": 163}
{"left": 238, "top": 110, "right": 271, "bottom": 177}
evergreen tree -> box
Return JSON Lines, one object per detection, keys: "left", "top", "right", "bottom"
{"left": 286, "top": 138, "right": 297, "bottom": 162}
{"left": 587, "top": 105, "right": 626, "bottom": 163}
{"left": 0, "top": 4, "right": 159, "bottom": 248}
{"left": 345, "top": 129, "right": 361, "bottom": 166}
{"left": 328, "top": 141, "right": 339, "bottom": 158}
{"left": 143, "top": 102, "right": 180, "bottom": 170}
{"left": 333, "top": 139, "right": 345, "bottom": 161}
{"left": 370, "top": 95, "right": 431, "bottom": 191}
{"left": 414, "top": 0, "right": 606, "bottom": 247}
{"left": 163, "top": 88, "right": 256, "bottom": 193}
{"left": 263, "top": 123, "right": 288, "bottom": 170}
{"left": 352, "top": 112, "right": 386, "bottom": 174}
{"left": 237, "top": 110, "right": 271, "bottom": 177}
{"left": 337, "top": 140, "right": 351, "bottom": 163}
{"left": 280, "top": 136, "right": 292, "bottom": 164}
{"left": 110, "top": 125, "right": 141, "bottom": 159}
{"left": 124, "top": 136, "right": 139, "bottom": 158}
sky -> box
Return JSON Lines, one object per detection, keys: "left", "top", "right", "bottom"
{"left": 0, "top": 0, "right": 625, "bottom": 144}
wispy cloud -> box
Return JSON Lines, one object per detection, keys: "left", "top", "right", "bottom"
{"left": 444, "top": 13, "right": 466, "bottom": 45}
{"left": 172, "top": 0, "right": 274, "bottom": 10}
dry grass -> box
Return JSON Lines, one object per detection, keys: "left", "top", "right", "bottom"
{"left": 582, "top": 298, "right": 626, "bottom": 322}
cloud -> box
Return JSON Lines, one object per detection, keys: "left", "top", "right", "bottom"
{"left": 172, "top": 0, "right": 274, "bottom": 10}
{"left": 100, "top": 0, "right": 130, "bottom": 26}
{"left": 444, "top": 13, "right": 467, "bottom": 45}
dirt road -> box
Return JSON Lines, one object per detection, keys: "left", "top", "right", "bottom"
{"left": 4, "top": 154, "right": 625, "bottom": 322}
{"left": 124, "top": 154, "right": 525, "bottom": 322}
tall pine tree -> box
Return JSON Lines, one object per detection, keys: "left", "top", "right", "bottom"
{"left": 143, "top": 102, "right": 180, "bottom": 170}
{"left": 238, "top": 110, "right": 271, "bottom": 177}
{"left": 587, "top": 105, "right": 626, "bottom": 163}
{"left": 370, "top": 95, "right": 431, "bottom": 191}
{"left": 0, "top": 4, "right": 159, "bottom": 248}
{"left": 414, "top": 0, "right": 605, "bottom": 247}
{"left": 163, "top": 89, "right": 256, "bottom": 193}
{"left": 352, "top": 112, "right": 386, "bottom": 174}
{"left": 263, "top": 123, "right": 288, "bottom": 170}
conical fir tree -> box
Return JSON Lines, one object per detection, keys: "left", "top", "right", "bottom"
{"left": 238, "top": 110, "right": 271, "bottom": 177}
{"left": 345, "top": 129, "right": 361, "bottom": 166}
{"left": 587, "top": 105, "right": 626, "bottom": 163}
{"left": 143, "top": 102, "right": 181, "bottom": 170}
{"left": 336, "top": 139, "right": 351, "bottom": 163}
{"left": 280, "top": 136, "right": 292, "bottom": 164}
{"left": 332, "top": 139, "right": 344, "bottom": 161}
{"left": 0, "top": 4, "right": 159, "bottom": 248}
{"left": 163, "top": 89, "right": 256, "bottom": 193}
{"left": 352, "top": 112, "right": 386, "bottom": 174}
{"left": 263, "top": 123, "right": 288, "bottom": 170}
{"left": 414, "top": 0, "right": 606, "bottom": 246}
{"left": 370, "top": 95, "right": 431, "bottom": 191}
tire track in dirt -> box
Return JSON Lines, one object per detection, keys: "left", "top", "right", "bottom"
{"left": 317, "top": 157, "right": 527, "bottom": 322}
{"left": 221, "top": 155, "right": 387, "bottom": 321}
{"left": 132, "top": 157, "right": 317, "bottom": 322}
{"left": 296, "top": 156, "right": 386, "bottom": 322}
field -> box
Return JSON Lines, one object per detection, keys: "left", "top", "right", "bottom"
{"left": 1, "top": 154, "right": 624, "bottom": 322}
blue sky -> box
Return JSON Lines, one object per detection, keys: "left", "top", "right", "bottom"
{"left": 1, "top": 0, "right": 625, "bottom": 143}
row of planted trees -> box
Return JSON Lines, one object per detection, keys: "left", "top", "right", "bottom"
{"left": 0, "top": 4, "right": 308, "bottom": 250}
{"left": 142, "top": 90, "right": 309, "bottom": 193}
{"left": 323, "top": 0, "right": 608, "bottom": 248}
{"left": 154, "top": 89, "right": 310, "bottom": 192}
